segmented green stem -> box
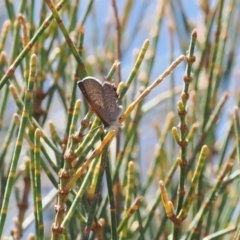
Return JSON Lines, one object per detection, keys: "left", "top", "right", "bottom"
{"left": 0, "top": 54, "right": 36, "bottom": 236}
{"left": 0, "top": 0, "right": 66, "bottom": 89}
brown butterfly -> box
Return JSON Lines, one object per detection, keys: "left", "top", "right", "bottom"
{"left": 77, "top": 77, "right": 122, "bottom": 131}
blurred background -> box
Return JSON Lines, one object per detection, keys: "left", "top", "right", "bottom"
{"left": 0, "top": 0, "right": 240, "bottom": 239}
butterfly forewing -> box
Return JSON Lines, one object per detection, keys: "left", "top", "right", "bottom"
{"left": 78, "top": 78, "right": 104, "bottom": 109}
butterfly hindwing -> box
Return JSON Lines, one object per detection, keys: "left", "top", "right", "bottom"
{"left": 102, "top": 82, "right": 122, "bottom": 124}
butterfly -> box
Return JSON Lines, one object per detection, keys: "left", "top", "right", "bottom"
{"left": 77, "top": 77, "right": 122, "bottom": 131}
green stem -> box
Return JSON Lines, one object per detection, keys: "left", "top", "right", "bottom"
{"left": 0, "top": 0, "right": 66, "bottom": 89}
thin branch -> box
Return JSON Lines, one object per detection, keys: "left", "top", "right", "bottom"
{"left": 111, "top": 0, "right": 122, "bottom": 84}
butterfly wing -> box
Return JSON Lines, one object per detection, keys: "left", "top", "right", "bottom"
{"left": 77, "top": 77, "right": 114, "bottom": 127}
{"left": 78, "top": 77, "right": 104, "bottom": 108}
{"left": 102, "top": 82, "right": 122, "bottom": 129}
